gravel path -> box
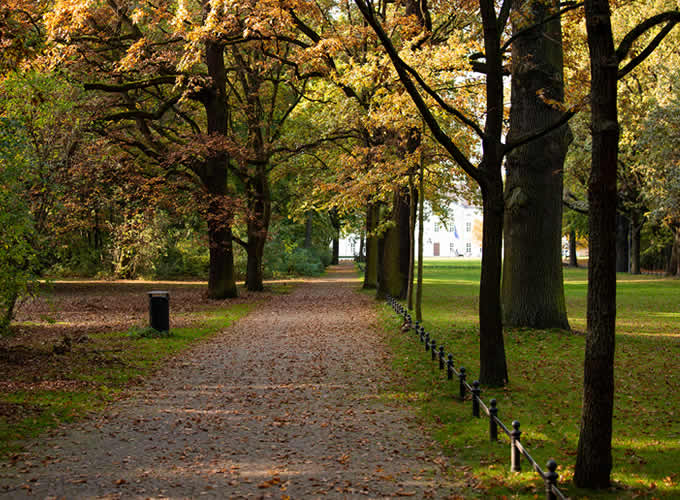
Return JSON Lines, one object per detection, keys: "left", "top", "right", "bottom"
{"left": 1, "top": 264, "right": 461, "bottom": 499}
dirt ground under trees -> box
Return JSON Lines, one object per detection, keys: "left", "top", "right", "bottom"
{"left": 0, "top": 265, "right": 465, "bottom": 499}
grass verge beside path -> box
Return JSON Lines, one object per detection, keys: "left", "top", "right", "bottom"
{"left": 377, "top": 260, "right": 680, "bottom": 499}
{"left": 0, "top": 283, "right": 291, "bottom": 460}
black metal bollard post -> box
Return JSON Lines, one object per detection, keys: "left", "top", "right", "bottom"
{"left": 419, "top": 326, "right": 425, "bottom": 343}
{"left": 425, "top": 332, "right": 430, "bottom": 351}
{"left": 446, "top": 354, "right": 454, "bottom": 380}
{"left": 438, "top": 346, "right": 445, "bottom": 370}
{"left": 431, "top": 340, "right": 437, "bottom": 361}
{"left": 405, "top": 313, "right": 412, "bottom": 329}
{"left": 545, "top": 459, "right": 558, "bottom": 500}
{"left": 471, "top": 380, "right": 481, "bottom": 418}
{"left": 148, "top": 291, "right": 170, "bottom": 332}
{"left": 510, "top": 420, "right": 522, "bottom": 472}
{"left": 414, "top": 321, "right": 420, "bottom": 334}
{"left": 458, "top": 367, "right": 467, "bottom": 399}
{"left": 489, "top": 398, "right": 498, "bottom": 442}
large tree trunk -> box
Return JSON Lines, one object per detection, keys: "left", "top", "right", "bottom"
{"left": 377, "top": 191, "right": 405, "bottom": 299}
{"left": 502, "top": 0, "right": 570, "bottom": 330}
{"left": 358, "top": 234, "right": 365, "bottom": 262}
{"left": 364, "top": 203, "right": 379, "bottom": 289}
{"left": 202, "top": 40, "right": 238, "bottom": 299}
{"left": 330, "top": 209, "right": 340, "bottom": 265}
{"left": 245, "top": 221, "right": 266, "bottom": 292}
{"left": 569, "top": 229, "right": 579, "bottom": 267}
{"left": 666, "top": 233, "right": 678, "bottom": 275}
{"left": 415, "top": 158, "right": 425, "bottom": 322}
{"left": 206, "top": 196, "right": 238, "bottom": 299}
{"left": 244, "top": 168, "right": 271, "bottom": 292}
{"left": 479, "top": 178, "right": 509, "bottom": 386}
{"left": 0, "top": 286, "right": 18, "bottom": 334}
{"left": 397, "top": 187, "right": 412, "bottom": 298}
{"left": 575, "top": 0, "right": 619, "bottom": 487}
{"left": 630, "top": 223, "right": 641, "bottom": 274}
{"left": 478, "top": 0, "right": 509, "bottom": 387}
{"left": 407, "top": 174, "right": 417, "bottom": 310}
{"left": 669, "top": 227, "right": 680, "bottom": 276}
{"left": 304, "top": 211, "right": 313, "bottom": 249}
{"left": 616, "top": 213, "right": 630, "bottom": 273}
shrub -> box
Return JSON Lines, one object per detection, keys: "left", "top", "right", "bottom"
{"left": 288, "top": 247, "right": 324, "bottom": 276}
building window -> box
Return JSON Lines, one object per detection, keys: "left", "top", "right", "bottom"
{"left": 450, "top": 242, "right": 455, "bottom": 253}
{"left": 434, "top": 222, "right": 440, "bottom": 233}
{"left": 466, "top": 242, "right": 472, "bottom": 254}
{"left": 466, "top": 221, "right": 472, "bottom": 233}
{"left": 449, "top": 220, "right": 455, "bottom": 232}
{"left": 350, "top": 241, "right": 356, "bottom": 254}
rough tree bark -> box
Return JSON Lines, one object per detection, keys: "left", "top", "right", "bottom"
{"left": 407, "top": 174, "right": 416, "bottom": 310}
{"left": 502, "top": 0, "right": 570, "bottom": 330}
{"left": 304, "top": 211, "right": 313, "bottom": 248}
{"left": 475, "top": 0, "right": 509, "bottom": 386}
{"left": 330, "top": 209, "right": 341, "bottom": 265}
{"left": 244, "top": 168, "right": 271, "bottom": 292}
{"left": 415, "top": 157, "right": 425, "bottom": 322}
{"left": 668, "top": 227, "right": 680, "bottom": 276}
{"left": 377, "top": 190, "right": 406, "bottom": 299}
{"left": 363, "top": 203, "right": 379, "bottom": 289}
{"left": 478, "top": 173, "right": 509, "bottom": 386}
{"left": 397, "top": 187, "right": 412, "bottom": 299}
{"left": 358, "top": 234, "right": 365, "bottom": 262}
{"left": 575, "top": 0, "right": 619, "bottom": 487}
{"left": 630, "top": 222, "right": 641, "bottom": 274}
{"left": 569, "top": 229, "right": 579, "bottom": 267}
{"left": 615, "top": 213, "right": 630, "bottom": 273}
{"left": 203, "top": 40, "right": 238, "bottom": 299}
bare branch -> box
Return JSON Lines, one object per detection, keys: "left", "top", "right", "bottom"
{"left": 617, "top": 12, "right": 680, "bottom": 79}
{"left": 397, "top": 52, "right": 486, "bottom": 138}
{"left": 98, "top": 95, "right": 181, "bottom": 122}
{"left": 504, "top": 105, "right": 580, "bottom": 154}
{"left": 84, "top": 76, "right": 178, "bottom": 92}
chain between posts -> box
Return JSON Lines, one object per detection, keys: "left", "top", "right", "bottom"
{"left": 385, "top": 296, "right": 569, "bottom": 500}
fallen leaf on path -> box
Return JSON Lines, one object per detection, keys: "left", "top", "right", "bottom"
{"left": 258, "top": 476, "right": 281, "bottom": 488}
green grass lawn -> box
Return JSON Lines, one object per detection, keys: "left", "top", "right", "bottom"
{"left": 379, "top": 259, "right": 680, "bottom": 498}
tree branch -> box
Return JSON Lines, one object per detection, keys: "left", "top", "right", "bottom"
{"left": 396, "top": 51, "right": 486, "bottom": 139}
{"left": 84, "top": 76, "right": 178, "bottom": 92}
{"left": 563, "top": 191, "right": 588, "bottom": 214}
{"left": 98, "top": 95, "right": 181, "bottom": 122}
{"left": 497, "top": 0, "right": 512, "bottom": 34}
{"left": 270, "top": 132, "right": 359, "bottom": 158}
{"left": 287, "top": 8, "right": 365, "bottom": 106}
{"left": 617, "top": 13, "right": 680, "bottom": 79}
{"left": 504, "top": 106, "right": 579, "bottom": 154}
{"left": 500, "top": 2, "right": 584, "bottom": 54}
{"left": 233, "top": 236, "right": 248, "bottom": 249}
{"left": 354, "top": 0, "right": 479, "bottom": 182}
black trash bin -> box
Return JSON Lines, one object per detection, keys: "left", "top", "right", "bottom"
{"left": 148, "top": 291, "right": 170, "bottom": 332}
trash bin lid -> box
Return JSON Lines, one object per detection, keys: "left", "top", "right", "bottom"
{"left": 147, "top": 291, "right": 170, "bottom": 297}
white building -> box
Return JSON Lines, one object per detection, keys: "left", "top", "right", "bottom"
{"left": 338, "top": 202, "right": 483, "bottom": 259}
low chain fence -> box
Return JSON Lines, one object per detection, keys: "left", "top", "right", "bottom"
{"left": 386, "top": 295, "right": 569, "bottom": 500}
